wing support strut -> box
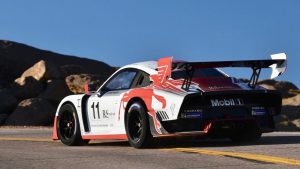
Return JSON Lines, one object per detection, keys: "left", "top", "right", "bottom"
{"left": 181, "top": 64, "right": 194, "bottom": 91}
{"left": 248, "top": 67, "right": 261, "bottom": 89}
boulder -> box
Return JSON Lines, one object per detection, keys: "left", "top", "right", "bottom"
{"left": 39, "top": 80, "right": 72, "bottom": 104}
{"left": 0, "top": 89, "right": 17, "bottom": 124}
{"left": 258, "top": 80, "right": 298, "bottom": 98}
{"left": 60, "top": 64, "right": 85, "bottom": 77}
{"left": 283, "top": 94, "right": 300, "bottom": 106}
{"left": 15, "top": 60, "right": 60, "bottom": 85}
{"left": 10, "top": 76, "right": 45, "bottom": 100}
{"left": 65, "top": 74, "right": 106, "bottom": 94}
{"left": 275, "top": 92, "right": 300, "bottom": 131}
{"left": 4, "top": 98, "right": 55, "bottom": 126}
{"left": 275, "top": 105, "right": 300, "bottom": 131}
{"left": 10, "top": 59, "right": 62, "bottom": 100}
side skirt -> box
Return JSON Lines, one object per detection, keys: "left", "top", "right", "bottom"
{"left": 82, "top": 134, "right": 128, "bottom": 140}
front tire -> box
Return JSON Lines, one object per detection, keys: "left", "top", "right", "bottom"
{"left": 125, "top": 102, "right": 152, "bottom": 148}
{"left": 57, "top": 103, "right": 88, "bottom": 146}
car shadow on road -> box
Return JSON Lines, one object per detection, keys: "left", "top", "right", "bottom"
{"left": 88, "top": 141, "right": 130, "bottom": 147}
{"left": 257, "top": 135, "right": 300, "bottom": 145}
{"left": 86, "top": 134, "right": 300, "bottom": 148}
{"left": 156, "top": 135, "right": 300, "bottom": 148}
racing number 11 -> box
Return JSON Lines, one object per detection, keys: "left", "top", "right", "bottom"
{"left": 91, "top": 102, "right": 100, "bottom": 119}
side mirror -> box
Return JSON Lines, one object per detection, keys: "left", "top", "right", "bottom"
{"left": 84, "top": 83, "right": 98, "bottom": 94}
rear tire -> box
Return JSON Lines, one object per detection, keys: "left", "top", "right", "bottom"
{"left": 125, "top": 101, "right": 153, "bottom": 148}
{"left": 57, "top": 103, "right": 88, "bottom": 146}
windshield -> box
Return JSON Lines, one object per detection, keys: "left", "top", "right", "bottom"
{"left": 171, "top": 68, "right": 225, "bottom": 80}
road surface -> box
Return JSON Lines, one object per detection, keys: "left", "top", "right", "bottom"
{"left": 0, "top": 127, "right": 300, "bottom": 169}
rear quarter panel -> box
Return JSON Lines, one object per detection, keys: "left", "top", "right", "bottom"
{"left": 151, "top": 89, "right": 186, "bottom": 121}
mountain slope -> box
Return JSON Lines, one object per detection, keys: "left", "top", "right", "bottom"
{"left": 0, "top": 40, "right": 114, "bottom": 87}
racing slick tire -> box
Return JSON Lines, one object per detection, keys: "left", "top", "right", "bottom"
{"left": 57, "top": 103, "right": 88, "bottom": 146}
{"left": 125, "top": 101, "right": 153, "bottom": 149}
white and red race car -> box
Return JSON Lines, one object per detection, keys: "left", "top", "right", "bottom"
{"left": 53, "top": 53, "right": 287, "bottom": 148}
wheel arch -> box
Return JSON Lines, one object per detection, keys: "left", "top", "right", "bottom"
{"left": 56, "top": 102, "right": 88, "bottom": 146}
{"left": 123, "top": 97, "right": 154, "bottom": 148}
{"left": 124, "top": 97, "right": 148, "bottom": 124}
{"left": 54, "top": 101, "right": 81, "bottom": 140}
{"left": 56, "top": 101, "right": 78, "bottom": 118}
{"left": 60, "top": 101, "right": 75, "bottom": 110}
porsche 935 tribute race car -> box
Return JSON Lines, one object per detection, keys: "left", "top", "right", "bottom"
{"left": 52, "top": 53, "right": 287, "bottom": 148}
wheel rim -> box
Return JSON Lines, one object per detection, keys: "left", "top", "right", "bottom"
{"left": 128, "top": 110, "right": 143, "bottom": 142}
{"left": 59, "top": 111, "right": 76, "bottom": 140}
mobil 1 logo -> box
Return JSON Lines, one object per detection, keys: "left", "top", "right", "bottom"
{"left": 210, "top": 98, "right": 244, "bottom": 107}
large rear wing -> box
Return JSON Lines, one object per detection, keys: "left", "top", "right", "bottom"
{"left": 157, "top": 53, "right": 287, "bottom": 89}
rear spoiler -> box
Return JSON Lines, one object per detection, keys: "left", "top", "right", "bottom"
{"left": 157, "top": 53, "right": 287, "bottom": 89}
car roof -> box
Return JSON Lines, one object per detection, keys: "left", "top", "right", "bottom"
{"left": 119, "top": 61, "right": 157, "bottom": 75}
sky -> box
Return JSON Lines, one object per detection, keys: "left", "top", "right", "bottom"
{"left": 1, "top": 0, "right": 299, "bottom": 87}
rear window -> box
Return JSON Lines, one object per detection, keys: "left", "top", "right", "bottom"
{"left": 171, "top": 68, "right": 225, "bottom": 80}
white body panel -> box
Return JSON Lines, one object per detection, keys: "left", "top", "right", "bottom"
{"left": 152, "top": 89, "right": 186, "bottom": 121}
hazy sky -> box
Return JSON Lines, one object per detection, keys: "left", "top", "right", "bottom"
{"left": 1, "top": 0, "right": 299, "bottom": 86}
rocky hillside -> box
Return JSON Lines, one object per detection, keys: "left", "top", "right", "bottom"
{"left": 0, "top": 40, "right": 299, "bottom": 131}
{"left": 0, "top": 40, "right": 115, "bottom": 125}
{"left": 258, "top": 80, "right": 300, "bottom": 131}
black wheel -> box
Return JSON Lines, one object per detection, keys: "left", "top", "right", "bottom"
{"left": 125, "top": 101, "right": 152, "bottom": 148}
{"left": 57, "top": 103, "right": 88, "bottom": 146}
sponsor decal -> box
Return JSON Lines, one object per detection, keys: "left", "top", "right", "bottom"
{"left": 208, "top": 86, "right": 230, "bottom": 90}
{"left": 181, "top": 109, "right": 203, "bottom": 118}
{"left": 91, "top": 102, "right": 115, "bottom": 120}
{"left": 251, "top": 107, "right": 266, "bottom": 116}
{"left": 183, "top": 109, "right": 202, "bottom": 113}
{"left": 103, "top": 110, "right": 109, "bottom": 118}
{"left": 210, "top": 98, "right": 244, "bottom": 107}
{"left": 92, "top": 124, "right": 109, "bottom": 127}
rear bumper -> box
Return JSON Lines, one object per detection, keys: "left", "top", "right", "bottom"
{"left": 158, "top": 118, "right": 275, "bottom": 138}
{"left": 154, "top": 131, "right": 207, "bottom": 138}
{"left": 156, "top": 89, "right": 281, "bottom": 138}
{"left": 206, "top": 119, "right": 273, "bottom": 138}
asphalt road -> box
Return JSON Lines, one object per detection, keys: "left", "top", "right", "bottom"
{"left": 1, "top": 127, "right": 300, "bottom": 169}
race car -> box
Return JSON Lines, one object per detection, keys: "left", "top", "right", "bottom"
{"left": 52, "top": 53, "right": 287, "bottom": 148}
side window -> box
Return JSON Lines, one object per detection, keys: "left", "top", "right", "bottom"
{"left": 132, "top": 71, "right": 151, "bottom": 88}
{"left": 104, "top": 71, "right": 137, "bottom": 91}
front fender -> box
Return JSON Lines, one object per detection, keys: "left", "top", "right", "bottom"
{"left": 52, "top": 94, "right": 85, "bottom": 140}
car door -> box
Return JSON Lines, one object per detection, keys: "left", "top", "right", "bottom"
{"left": 86, "top": 69, "right": 138, "bottom": 134}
